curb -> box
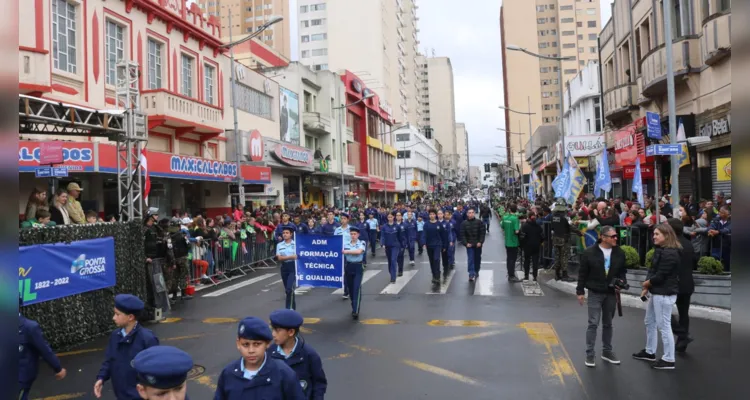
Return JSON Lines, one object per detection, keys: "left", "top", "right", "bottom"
{"left": 538, "top": 270, "right": 731, "bottom": 324}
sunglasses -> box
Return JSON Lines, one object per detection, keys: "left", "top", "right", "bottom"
{"left": 604, "top": 234, "right": 618, "bottom": 239}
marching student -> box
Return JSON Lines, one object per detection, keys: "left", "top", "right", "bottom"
{"left": 444, "top": 209, "right": 457, "bottom": 270}
{"left": 276, "top": 226, "right": 298, "bottom": 310}
{"left": 19, "top": 297, "right": 67, "bottom": 400}
{"left": 343, "top": 226, "right": 367, "bottom": 319}
{"left": 94, "top": 294, "right": 159, "bottom": 399}
{"left": 380, "top": 212, "right": 402, "bottom": 283}
{"left": 424, "top": 209, "right": 448, "bottom": 289}
{"left": 133, "top": 346, "right": 193, "bottom": 400}
{"left": 366, "top": 212, "right": 379, "bottom": 256}
{"left": 355, "top": 212, "right": 371, "bottom": 266}
{"left": 404, "top": 211, "right": 418, "bottom": 265}
{"left": 437, "top": 210, "right": 453, "bottom": 277}
{"left": 394, "top": 212, "right": 409, "bottom": 276}
{"left": 416, "top": 214, "right": 425, "bottom": 255}
{"left": 274, "top": 212, "right": 297, "bottom": 243}
{"left": 268, "top": 309, "right": 328, "bottom": 399}
{"left": 215, "top": 317, "right": 305, "bottom": 399}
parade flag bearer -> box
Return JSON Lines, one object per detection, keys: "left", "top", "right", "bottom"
{"left": 334, "top": 213, "right": 353, "bottom": 299}
{"left": 133, "top": 346, "right": 193, "bottom": 400}
{"left": 276, "top": 227, "right": 298, "bottom": 310}
{"left": 19, "top": 297, "right": 67, "bottom": 400}
{"left": 214, "top": 317, "right": 305, "bottom": 400}
{"left": 268, "top": 309, "right": 328, "bottom": 398}
{"left": 94, "top": 294, "right": 159, "bottom": 399}
{"left": 343, "top": 226, "right": 367, "bottom": 319}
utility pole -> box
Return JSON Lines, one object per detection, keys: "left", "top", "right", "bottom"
{"left": 228, "top": 12, "right": 244, "bottom": 207}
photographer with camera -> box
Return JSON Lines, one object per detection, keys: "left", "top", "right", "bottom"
{"left": 576, "top": 226, "right": 628, "bottom": 368}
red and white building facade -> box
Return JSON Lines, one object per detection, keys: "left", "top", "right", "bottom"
{"left": 18, "top": 0, "right": 291, "bottom": 218}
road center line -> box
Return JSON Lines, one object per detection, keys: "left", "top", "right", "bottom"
{"left": 202, "top": 273, "right": 276, "bottom": 297}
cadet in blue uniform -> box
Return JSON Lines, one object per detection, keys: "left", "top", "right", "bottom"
{"left": 355, "top": 212, "right": 370, "bottom": 265}
{"left": 343, "top": 226, "right": 367, "bottom": 319}
{"left": 275, "top": 212, "right": 297, "bottom": 243}
{"left": 444, "top": 210, "right": 457, "bottom": 271}
{"left": 424, "top": 209, "right": 448, "bottom": 288}
{"left": 416, "top": 214, "right": 425, "bottom": 255}
{"left": 94, "top": 294, "right": 159, "bottom": 399}
{"left": 366, "top": 213, "right": 379, "bottom": 256}
{"left": 334, "top": 213, "right": 352, "bottom": 299}
{"left": 302, "top": 217, "right": 320, "bottom": 235}
{"left": 268, "top": 309, "right": 327, "bottom": 399}
{"left": 394, "top": 212, "right": 408, "bottom": 276}
{"left": 133, "top": 346, "right": 193, "bottom": 400}
{"left": 276, "top": 227, "right": 298, "bottom": 310}
{"left": 404, "top": 211, "right": 418, "bottom": 264}
{"left": 437, "top": 210, "right": 452, "bottom": 276}
{"left": 380, "top": 213, "right": 402, "bottom": 283}
{"left": 320, "top": 212, "right": 339, "bottom": 236}
{"left": 214, "top": 317, "right": 305, "bottom": 400}
{"left": 19, "top": 298, "right": 67, "bottom": 400}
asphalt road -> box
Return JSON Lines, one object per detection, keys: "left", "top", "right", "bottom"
{"left": 30, "top": 217, "right": 732, "bottom": 400}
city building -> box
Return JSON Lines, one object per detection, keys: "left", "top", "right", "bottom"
{"left": 419, "top": 56, "right": 459, "bottom": 184}
{"left": 224, "top": 37, "right": 290, "bottom": 70}
{"left": 499, "top": 0, "right": 601, "bottom": 179}
{"left": 563, "top": 61, "right": 602, "bottom": 137}
{"left": 600, "top": 0, "right": 731, "bottom": 199}
{"left": 455, "top": 122, "right": 469, "bottom": 183}
{"left": 263, "top": 61, "right": 353, "bottom": 208}
{"left": 196, "top": 0, "right": 291, "bottom": 60}
{"left": 18, "top": 0, "right": 274, "bottom": 217}
{"left": 394, "top": 124, "right": 440, "bottom": 200}
{"left": 469, "top": 166, "right": 481, "bottom": 188}
{"left": 296, "top": 0, "right": 421, "bottom": 127}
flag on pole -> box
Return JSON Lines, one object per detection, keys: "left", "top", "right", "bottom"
{"left": 566, "top": 151, "right": 587, "bottom": 204}
{"left": 594, "top": 151, "right": 612, "bottom": 197}
{"left": 633, "top": 157, "right": 644, "bottom": 207}
{"left": 531, "top": 169, "right": 542, "bottom": 194}
{"left": 140, "top": 148, "right": 151, "bottom": 206}
{"left": 552, "top": 155, "right": 571, "bottom": 198}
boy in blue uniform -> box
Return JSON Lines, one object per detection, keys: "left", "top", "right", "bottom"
{"left": 215, "top": 317, "right": 305, "bottom": 400}
{"left": 394, "top": 212, "right": 408, "bottom": 276}
{"left": 268, "top": 309, "right": 328, "bottom": 399}
{"left": 334, "top": 213, "right": 352, "bottom": 299}
{"left": 404, "top": 211, "right": 418, "bottom": 264}
{"left": 276, "top": 227, "right": 298, "bottom": 310}
{"left": 19, "top": 298, "right": 67, "bottom": 400}
{"left": 320, "top": 212, "right": 339, "bottom": 236}
{"left": 424, "top": 209, "right": 448, "bottom": 289}
{"left": 355, "top": 212, "right": 370, "bottom": 266}
{"left": 416, "top": 214, "right": 425, "bottom": 255}
{"left": 444, "top": 210, "right": 457, "bottom": 271}
{"left": 437, "top": 210, "right": 454, "bottom": 277}
{"left": 343, "top": 226, "right": 367, "bottom": 319}
{"left": 380, "top": 213, "right": 403, "bottom": 283}
{"left": 275, "top": 212, "right": 297, "bottom": 243}
{"left": 94, "top": 294, "right": 159, "bottom": 399}
{"left": 133, "top": 346, "right": 193, "bottom": 400}
{"left": 366, "top": 213, "right": 379, "bottom": 256}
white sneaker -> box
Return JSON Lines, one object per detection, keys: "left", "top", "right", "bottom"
{"left": 410, "top": 261, "right": 415, "bottom": 265}
{"left": 342, "top": 294, "right": 349, "bottom": 299}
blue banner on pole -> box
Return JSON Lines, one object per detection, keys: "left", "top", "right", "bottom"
{"left": 19, "top": 237, "right": 117, "bottom": 306}
{"left": 295, "top": 234, "right": 344, "bottom": 289}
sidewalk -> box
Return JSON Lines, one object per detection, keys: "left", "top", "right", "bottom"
{"left": 538, "top": 269, "right": 731, "bottom": 324}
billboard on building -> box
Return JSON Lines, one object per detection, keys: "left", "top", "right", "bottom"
{"left": 279, "top": 87, "right": 300, "bottom": 145}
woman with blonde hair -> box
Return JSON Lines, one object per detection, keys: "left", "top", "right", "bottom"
{"left": 632, "top": 223, "right": 681, "bottom": 370}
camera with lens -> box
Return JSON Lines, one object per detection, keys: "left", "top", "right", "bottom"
{"left": 609, "top": 278, "right": 629, "bottom": 291}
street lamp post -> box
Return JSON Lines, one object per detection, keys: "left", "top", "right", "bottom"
{"left": 223, "top": 14, "right": 283, "bottom": 207}
{"left": 333, "top": 92, "right": 375, "bottom": 209}
{"left": 663, "top": 0, "right": 680, "bottom": 213}
{"left": 506, "top": 45, "right": 575, "bottom": 168}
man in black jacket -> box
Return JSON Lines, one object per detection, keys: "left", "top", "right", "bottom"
{"left": 460, "top": 208, "right": 486, "bottom": 282}
{"left": 668, "top": 218, "right": 696, "bottom": 352}
{"left": 576, "top": 226, "right": 627, "bottom": 368}
{"left": 520, "top": 213, "right": 544, "bottom": 281}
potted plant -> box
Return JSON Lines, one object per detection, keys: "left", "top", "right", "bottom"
{"left": 697, "top": 256, "right": 724, "bottom": 275}
{"left": 620, "top": 245, "right": 641, "bottom": 269}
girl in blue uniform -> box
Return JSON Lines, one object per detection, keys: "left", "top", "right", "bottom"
{"left": 366, "top": 213, "right": 379, "bottom": 256}
{"left": 423, "top": 209, "right": 448, "bottom": 288}
{"left": 301, "top": 217, "right": 320, "bottom": 235}
{"left": 443, "top": 210, "right": 457, "bottom": 273}
{"left": 380, "top": 213, "right": 401, "bottom": 283}
{"left": 395, "top": 212, "right": 408, "bottom": 276}
{"left": 356, "top": 212, "right": 370, "bottom": 265}
{"left": 404, "top": 211, "right": 418, "bottom": 264}
{"left": 417, "top": 214, "right": 425, "bottom": 255}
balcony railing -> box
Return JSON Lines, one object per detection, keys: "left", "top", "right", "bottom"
{"left": 640, "top": 37, "right": 701, "bottom": 98}
{"left": 604, "top": 83, "right": 638, "bottom": 121}
{"left": 701, "top": 12, "right": 731, "bottom": 66}
{"left": 347, "top": 142, "right": 362, "bottom": 175}
{"left": 303, "top": 112, "right": 332, "bottom": 135}
{"left": 141, "top": 89, "right": 222, "bottom": 128}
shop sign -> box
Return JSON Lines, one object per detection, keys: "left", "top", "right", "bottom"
{"left": 716, "top": 158, "right": 731, "bottom": 181}
{"left": 19, "top": 142, "right": 95, "bottom": 172}
{"left": 169, "top": 156, "right": 238, "bottom": 180}
{"left": 565, "top": 135, "right": 605, "bottom": 157}
{"left": 273, "top": 143, "right": 313, "bottom": 167}
{"left": 699, "top": 114, "right": 731, "bottom": 138}
{"left": 614, "top": 126, "right": 640, "bottom": 167}
{"left": 39, "top": 142, "right": 63, "bottom": 164}
{"left": 623, "top": 164, "right": 654, "bottom": 179}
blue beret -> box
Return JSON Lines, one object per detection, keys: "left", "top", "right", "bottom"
{"left": 114, "top": 294, "right": 144, "bottom": 315}
{"left": 281, "top": 226, "right": 295, "bottom": 233}
{"left": 133, "top": 346, "right": 193, "bottom": 389}
{"left": 269, "top": 309, "right": 304, "bottom": 329}
{"left": 340, "top": 213, "right": 350, "bottom": 219}
{"left": 349, "top": 226, "right": 360, "bottom": 233}
{"left": 237, "top": 317, "right": 272, "bottom": 341}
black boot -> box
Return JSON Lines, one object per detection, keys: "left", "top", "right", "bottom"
{"left": 562, "top": 273, "right": 576, "bottom": 282}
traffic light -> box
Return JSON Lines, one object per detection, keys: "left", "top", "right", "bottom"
{"left": 484, "top": 163, "right": 490, "bottom": 173}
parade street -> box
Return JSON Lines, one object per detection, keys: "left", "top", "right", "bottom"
{"left": 31, "top": 220, "right": 731, "bottom": 400}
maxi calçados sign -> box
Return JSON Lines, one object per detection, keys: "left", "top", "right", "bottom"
{"left": 295, "top": 234, "right": 344, "bottom": 289}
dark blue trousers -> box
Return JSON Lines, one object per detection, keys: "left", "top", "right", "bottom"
{"left": 280, "top": 262, "right": 296, "bottom": 310}
{"left": 369, "top": 231, "right": 378, "bottom": 256}
{"left": 386, "top": 246, "right": 399, "bottom": 280}
{"left": 407, "top": 239, "right": 416, "bottom": 261}
{"left": 466, "top": 246, "right": 483, "bottom": 278}
{"left": 427, "top": 246, "right": 442, "bottom": 280}
{"left": 345, "top": 262, "right": 364, "bottom": 314}
{"left": 397, "top": 247, "right": 405, "bottom": 273}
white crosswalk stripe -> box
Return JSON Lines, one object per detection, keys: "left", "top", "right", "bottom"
{"left": 332, "top": 270, "right": 381, "bottom": 295}
{"left": 380, "top": 270, "right": 419, "bottom": 294}
{"left": 202, "top": 273, "right": 276, "bottom": 297}
{"left": 426, "top": 269, "right": 455, "bottom": 295}
{"left": 473, "top": 270, "right": 494, "bottom": 296}
{"left": 515, "top": 271, "right": 544, "bottom": 296}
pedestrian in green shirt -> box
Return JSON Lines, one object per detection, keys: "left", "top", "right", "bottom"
{"left": 501, "top": 204, "right": 522, "bottom": 283}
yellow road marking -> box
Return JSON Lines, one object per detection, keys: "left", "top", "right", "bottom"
{"left": 202, "top": 317, "right": 239, "bottom": 324}
{"left": 325, "top": 353, "right": 354, "bottom": 360}
{"left": 303, "top": 318, "right": 321, "bottom": 324}
{"left": 191, "top": 375, "right": 218, "bottom": 391}
{"left": 299, "top": 326, "right": 314, "bottom": 334}
{"left": 32, "top": 393, "right": 86, "bottom": 400}
{"left": 433, "top": 328, "right": 515, "bottom": 343}
{"left": 162, "top": 334, "right": 206, "bottom": 342}
{"left": 519, "top": 322, "right": 585, "bottom": 396}
{"left": 359, "top": 318, "right": 400, "bottom": 325}
{"left": 426, "top": 319, "right": 500, "bottom": 327}
{"left": 56, "top": 348, "right": 102, "bottom": 357}
{"left": 160, "top": 317, "right": 182, "bottom": 323}
{"left": 345, "top": 343, "right": 383, "bottom": 355}
{"left": 401, "top": 359, "right": 481, "bottom": 386}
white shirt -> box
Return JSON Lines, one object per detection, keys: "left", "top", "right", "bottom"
{"left": 599, "top": 245, "right": 612, "bottom": 276}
